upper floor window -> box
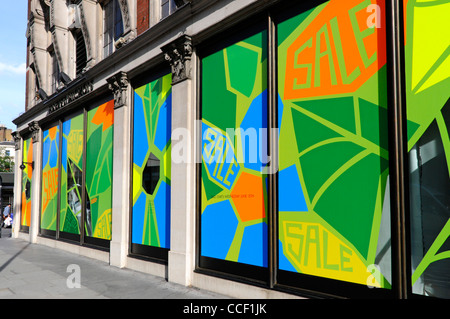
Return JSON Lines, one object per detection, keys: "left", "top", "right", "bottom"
{"left": 50, "top": 51, "right": 60, "bottom": 94}
{"left": 161, "top": 0, "right": 176, "bottom": 20}
{"left": 103, "top": 0, "right": 124, "bottom": 58}
{"left": 75, "top": 29, "right": 87, "bottom": 76}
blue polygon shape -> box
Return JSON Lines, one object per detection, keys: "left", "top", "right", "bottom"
{"left": 278, "top": 164, "right": 308, "bottom": 212}
{"left": 154, "top": 94, "right": 172, "bottom": 152}
{"left": 62, "top": 119, "right": 71, "bottom": 137}
{"left": 131, "top": 191, "right": 147, "bottom": 245}
{"left": 278, "top": 94, "right": 284, "bottom": 131}
{"left": 239, "top": 90, "right": 268, "bottom": 172}
{"left": 201, "top": 200, "right": 238, "bottom": 260}
{"left": 238, "top": 222, "right": 268, "bottom": 267}
{"left": 278, "top": 240, "right": 297, "bottom": 272}
{"left": 42, "top": 133, "right": 50, "bottom": 169}
{"left": 49, "top": 136, "right": 59, "bottom": 168}
{"left": 61, "top": 123, "right": 69, "bottom": 173}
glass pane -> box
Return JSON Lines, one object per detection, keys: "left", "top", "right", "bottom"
{"left": 60, "top": 114, "right": 84, "bottom": 235}
{"left": 277, "top": 0, "right": 391, "bottom": 288}
{"left": 114, "top": 0, "right": 124, "bottom": 40}
{"left": 103, "top": 0, "right": 114, "bottom": 58}
{"left": 132, "top": 73, "right": 172, "bottom": 249}
{"left": 85, "top": 100, "right": 114, "bottom": 240}
{"left": 404, "top": 0, "right": 450, "bottom": 299}
{"left": 161, "top": 2, "right": 170, "bottom": 19}
{"left": 200, "top": 30, "right": 269, "bottom": 268}
{"left": 41, "top": 126, "right": 60, "bottom": 231}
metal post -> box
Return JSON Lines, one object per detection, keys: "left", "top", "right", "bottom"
{"left": 386, "top": 0, "right": 409, "bottom": 299}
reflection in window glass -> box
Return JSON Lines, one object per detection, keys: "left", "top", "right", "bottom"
{"left": 409, "top": 115, "right": 450, "bottom": 298}
{"left": 161, "top": 0, "right": 176, "bottom": 19}
{"left": 143, "top": 153, "right": 160, "bottom": 195}
{"left": 404, "top": 0, "right": 450, "bottom": 299}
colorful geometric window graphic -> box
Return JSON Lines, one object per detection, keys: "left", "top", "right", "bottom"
{"left": 41, "top": 126, "right": 60, "bottom": 231}
{"left": 21, "top": 138, "right": 33, "bottom": 228}
{"left": 277, "top": 0, "right": 391, "bottom": 287}
{"left": 200, "top": 30, "right": 269, "bottom": 268}
{"left": 132, "top": 73, "right": 172, "bottom": 250}
{"left": 85, "top": 100, "right": 114, "bottom": 240}
{"left": 59, "top": 114, "right": 84, "bottom": 235}
{"left": 404, "top": 0, "right": 450, "bottom": 298}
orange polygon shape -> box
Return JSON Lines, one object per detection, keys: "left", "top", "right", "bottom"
{"left": 283, "top": 0, "right": 386, "bottom": 100}
{"left": 91, "top": 100, "right": 114, "bottom": 131}
{"left": 231, "top": 172, "right": 266, "bottom": 222}
{"left": 48, "top": 126, "right": 58, "bottom": 141}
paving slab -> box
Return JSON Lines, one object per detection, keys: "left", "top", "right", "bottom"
{"left": 0, "top": 228, "right": 229, "bottom": 300}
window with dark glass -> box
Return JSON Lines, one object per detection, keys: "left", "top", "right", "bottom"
{"left": 103, "top": 0, "right": 124, "bottom": 58}
{"left": 142, "top": 153, "right": 160, "bottom": 195}
{"left": 75, "top": 30, "right": 87, "bottom": 76}
{"left": 50, "top": 50, "right": 60, "bottom": 94}
{"left": 161, "top": 0, "right": 176, "bottom": 19}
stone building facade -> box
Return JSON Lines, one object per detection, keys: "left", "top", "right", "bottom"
{"left": 12, "top": 0, "right": 450, "bottom": 299}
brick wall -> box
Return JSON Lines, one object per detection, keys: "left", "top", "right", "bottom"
{"left": 137, "top": 0, "right": 150, "bottom": 36}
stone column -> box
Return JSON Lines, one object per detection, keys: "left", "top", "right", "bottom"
{"left": 107, "top": 71, "right": 132, "bottom": 268}
{"left": 11, "top": 132, "right": 22, "bottom": 239}
{"left": 29, "top": 121, "right": 42, "bottom": 243}
{"left": 161, "top": 35, "right": 196, "bottom": 287}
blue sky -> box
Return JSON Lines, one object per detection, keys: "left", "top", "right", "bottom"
{"left": 0, "top": 2, "right": 28, "bottom": 131}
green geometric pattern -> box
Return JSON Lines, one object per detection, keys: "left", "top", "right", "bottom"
{"left": 404, "top": 0, "right": 450, "bottom": 296}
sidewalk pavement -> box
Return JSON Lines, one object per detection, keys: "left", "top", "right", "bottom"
{"left": 0, "top": 228, "right": 229, "bottom": 299}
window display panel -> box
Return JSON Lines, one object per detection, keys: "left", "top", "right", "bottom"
{"left": 277, "top": 0, "right": 392, "bottom": 288}
{"left": 41, "top": 126, "right": 60, "bottom": 232}
{"left": 21, "top": 137, "right": 33, "bottom": 229}
{"left": 59, "top": 114, "right": 84, "bottom": 236}
{"left": 200, "top": 30, "right": 269, "bottom": 270}
{"left": 404, "top": 0, "right": 450, "bottom": 298}
{"left": 85, "top": 100, "right": 114, "bottom": 240}
{"left": 132, "top": 73, "right": 172, "bottom": 252}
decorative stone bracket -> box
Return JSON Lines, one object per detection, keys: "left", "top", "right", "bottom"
{"left": 161, "top": 35, "right": 193, "bottom": 85}
{"left": 28, "top": 121, "right": 41, "bottom": 143}
{"left": 107, "top": 71, "right": 129, "bottom": 109}
{"left": 12, "top": 131, "right": 21, "bottom": 151}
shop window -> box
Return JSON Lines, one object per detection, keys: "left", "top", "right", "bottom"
{"left": 198, "top": 0, "right": 395, "bottom": 298}
{"left": 131, "top": 72, "right": 172, "bottom": 256}
{"left": 41, "top": 126, "right": 60, "bottom": 233}
{"left": 21, "top": 138, "right": 33, "bottom": 230}
{"left": 60, "top": 114, "right": 84, "bottom": 237}
{"left": 199, "top": 26, "right": 269, "bottom": 279}
{"left": 85, "top": 101, "right": 114, "bottom": 241}
{"left": 57, "top": 101, "right": 114, "bottom": 246}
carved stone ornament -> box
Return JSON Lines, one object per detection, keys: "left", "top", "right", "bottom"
{"left": 161, "top": 35, "right": 193, "bottom": 85}
{"left": 107, "top": 71, "right": 129, "bottom": 109}
{"left": 28, "top": 121, "right": 40, "bottom": 143}
{"left": 11, "top": 131, "right": 21, "bottom": 151}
